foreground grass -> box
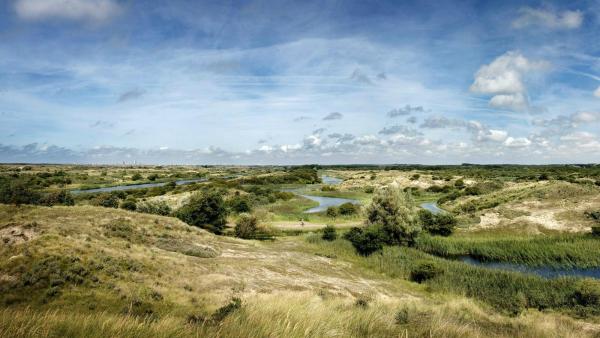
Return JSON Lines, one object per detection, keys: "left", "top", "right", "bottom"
{"left": 416, "top": 234, "right": 600, "bottom": 268}
{"left": 2, "top": 292, "right": 600, "bottom": 338}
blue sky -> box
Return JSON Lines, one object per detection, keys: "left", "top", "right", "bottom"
{"left": 0, "top": 0, "right": 599, "bottom": 164}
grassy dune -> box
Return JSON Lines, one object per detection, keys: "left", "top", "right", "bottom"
{"left": 2, "top": 204, "right": 600, "bottom": 337}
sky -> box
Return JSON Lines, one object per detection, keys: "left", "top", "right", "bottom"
{"left": 0, "top": 0, "right": 599, "bottom": 164}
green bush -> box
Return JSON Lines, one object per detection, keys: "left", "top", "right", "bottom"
{"left": 409, "top": 261, "right": 443, "bottom": 283}
{"left": 90, "top": 193, "right": 120, "bottom": 208}
{"left": 0, "top": 178, "right": 40, "bottom": 205}
{"left": 418, "top": 210, "right": 456, "bottom": 236}
{"left": 364, "top": 187, "right": 421, "bottom": 246}
{"left": 120, "top": 198, "right": 137, "bottom": 211}
{"left": 136, "top": 201, "right": 171, "bottom": 216}
{"left": 574, "top": 279, "right": 600, "bottom": 307}
{"left": 321, "top": 225, "right": 337, "bottom": 241}
{"left": 454, "top": 179, "right": 465, "bottom": 188}
{"left": 326, "top": 206, "right": 338, "bottom": 218}
{"left": 234, "top": 214, "right": 258, "bottom": 239}
{"left": 228, "top": 196, "right": 252, "bottom": 213}
{"left": 344, "top": 227, "right": 383, "bottom": 256}
{"left": 338, "top": 202, "right": 357, "bottom": 215}
{"left": 40, "top": 190, "right": 74, "bottom": 206}
{"left": 131, "top": 173, "right": 143, "bottom": 181}
{"left": 176, "top": 191, "right": 228, "bottom": 234}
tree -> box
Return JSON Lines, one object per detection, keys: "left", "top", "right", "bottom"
{"left": 326, "top": 206, "right": 338, "bottom": 218}
{"left": 344, "top": 226, "right": 383, "bottom": 256}
{"left": 228, "top": 196, "right": 251, "bottom": 213}
{"left": 338, "top": 202, "right": 357, "bottom": 215}
{"left": 322, "top": 225, "right": 337, "bottom": 241}
{"left": 120, "top": 198, "right": 137, "bottom": 211}
{"left": 0, "top": 178, "right": 40, "bottom": 206}
{"left": 418, "top": 209, "right": 457, "bottom": 236}
{"left": 364, "top": 186, "right": 421, "bottom": 246}
{"left": 176, "top": 191, "right": 228, "bottom": 234}
{"left": 234, "top": 213, "right": 258, "bottom": 239}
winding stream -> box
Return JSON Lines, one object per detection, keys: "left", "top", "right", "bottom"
{"left": 70, "top": 178, "right": 207, "bottom": 194}
{"left": 297, "top": 175, "right": 360, "bottom": 214}
{"left": 459, "top": 256, "right": 600, "bottom": 279}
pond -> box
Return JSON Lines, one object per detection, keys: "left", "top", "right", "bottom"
{"left": 459, "top": 256, "right": 600, "bottom": 279}
{"left": 285, "top": 175, "right": 360, "bottom": 214}
{"left": 420, "top": 201, "right": 445, "bottom": 215}
{"left": 70, "top": 178, "right": 207, "bottom": 194}
{"left": 300, "top": 194, "right": 360, "bottom": 214}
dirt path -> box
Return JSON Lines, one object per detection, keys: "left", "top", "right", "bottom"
{"left": 267, "top": 221, "right": 361, "bottom": 230}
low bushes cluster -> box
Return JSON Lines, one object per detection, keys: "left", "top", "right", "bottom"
{"left": 176, "top": 191, "right": 228, "bottom": 234}
{"left": 418, "top": 210, "right": 456, "bottom": 236}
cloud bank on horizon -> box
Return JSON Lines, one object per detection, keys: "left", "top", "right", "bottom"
{"left": 0, "top": 0, "right": 599, "bottom": 164}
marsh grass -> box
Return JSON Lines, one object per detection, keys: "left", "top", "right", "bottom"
{"left": 303, "top": 235, "right": 600, "bottom": 317}
{"left": 416, "top": 234, "right": 600, "bottom": 268}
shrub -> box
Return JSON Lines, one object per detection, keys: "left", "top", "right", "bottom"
{"left": 90, "top": 193, "right": 119, "bottom": 208}
{"left": 136, "top": 201, "right": 171, "bottom": 216}
{"left": 338, "top": 202, "right": 357, "bottom": 215}
{"left": 211, "top": 297, "right": 242, "bottom": 323}
{"left": 418, "top": 210, "right": 456, "bottom": 236}
{"left": 40, "top": 190, "right": 74, "bottom": 206}
{"left": 364, "top": 186, "right": 375, "bottom": 193}
{"left": 592, "top": 226, "right": 600, "bottom": 237}
{"left": 131, "top": 173, "right": 143, "bottom": 181}
{"left": 120, "top": 198, "right": 137, "bottom": 211}
{"left": 364, "top": 186, "right": 421, "bottom": 246}
{"left": 234, "top": 214, "right": 258, "bottom": 239}
{"left": 322, "top": 225, "right": 337, "bottom": 241}
{"left": 409, "top": 174, "right": 420, "bottom": 181}
{"left": 0, "top": 179, "right": 40, "bottom": 205}
{"left": 454, "top": 179, "right": 465, "bottom": 188}
{"left": 344, "top": 227, "right": 383, "bottom": 256}
{"left": 409, "top": 261, "right": 443, "bottom": 283}
{"left": 176, "top": 191, "right": 228, "bottom": 234}
{"left": 326, "top": 206, "right": 338, "bottom": 218}
{"left": 228, "top": 196, "right": 252, "bottom": 213}
{"left": 147, "top": 174, "right": 159, "bottom": 181}
{"left": 574, "top": 279, "right": 600, "bottom": 306}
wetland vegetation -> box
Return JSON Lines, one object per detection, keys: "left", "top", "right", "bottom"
{"left": 2, "top": 164, "right": 600, "bottom": 337}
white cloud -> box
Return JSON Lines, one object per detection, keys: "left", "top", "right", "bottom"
{"left": 470, "top": 51, "right": 549, "bottom": 111}
{"left": 595, "top": 86, "right": 600, "bottom": 98}
{"left": 489, "top": 93, "right": 528, "bottom": 111}
{"left": 14, "top": 0, "right": 121, "bottom": 23}
{"left": 512, "top": 7, "right": 583, "bottom": 30}
{"left": 560, "top": 131, "right": 596, "bottom": 143}
{"left": 504, "top": 137, "right": 531, "bottom": 148}
{"left": 478, "top": 129, "right": 508, "bottom": 142}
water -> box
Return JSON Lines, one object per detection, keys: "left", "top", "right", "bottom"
{"left": 420, "top": 202, "right": 445, "bottom": 215}
{"left": 459, "top": 256, "right": 600, "bottom": 279}
{"left": 321, "top": 175, "right": 343, "bottom": 185}
{"left": 300, "top": 194, "right": 360, "bottom": 214}
{"left": 71, "top": 178, "right": 207, "bottom": 194}
{"left": 283, "top": 174, "right": 359, "bottom": 213}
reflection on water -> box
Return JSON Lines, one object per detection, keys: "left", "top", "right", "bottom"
{"left": 420, "top": 202, "right": 445, "bottom": 215}
{"left": 321, "top": 175, "right": 343, "bottom": 185}
{"left": 459, "top": 256, "right": 600, "bottom": 279}
{"left": 300, "top": 194, "right": 360, "bottom": 214}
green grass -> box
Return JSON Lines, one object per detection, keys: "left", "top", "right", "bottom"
{"left": 302, "top": 234, "right": 600, "bottom": 317}
{"left": 415, "top": 233, "right": 600, "bottom": 268}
